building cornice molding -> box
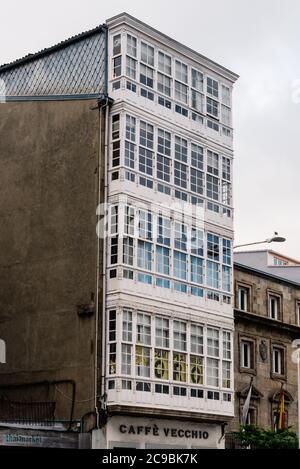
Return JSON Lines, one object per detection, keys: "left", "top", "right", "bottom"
{"left": 234, "top": 309, "right": 300, "bottom": 338}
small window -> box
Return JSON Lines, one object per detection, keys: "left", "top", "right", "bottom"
{"left": 113, "top": 35, "right": 121, "bottom": 56}
{"left": 113, "top": 56, "right": 122, "bottom": 78}
{"left": 240, "top": 340, "right": 254, "bottom": 370}
{"left": 297, "top": 302, "right": 300, "bottom": 326}
{"left": 238, "top": 286, "right": 250, "bottom": 312}
{"left": 272, "top": 347, "right": 285, "bottom": 375}
{"left": 269, "top": 294, "right": 281, "bottom": 320}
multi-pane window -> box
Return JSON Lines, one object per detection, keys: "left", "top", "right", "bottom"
{"left": 207, "top": 150, "right": 219, "bottom": 176}
{"left": 222, "top": 361, "right": 231, "bottom": 389}
{"left": 108, "top": 311, "right": 233, "bottom": 394}
{"left": 137, "top": 241, "right": 152, "bottom": 271}
{"left": 158, "top": 73, "right": 171, "bottom": 97}
{"left": 191, "top": 228, "right": 204, "bottom": 256}
{"left": 127, "top": 34, "right": 137, "bottom": 57}
{"left": 190, "top": 355, "right": 204, "bottom": 385}
{"left": 124, "top": 206, "right": 135, "bottom": 235}
{"left": 110, "top": 205, "right": 118, "bottom": 235}
{"left": 154, "top": 350, "right": 169, "bottom": 380}
{"left": 112, "top": 114, "right": 120, "bottom": 140}
{"left": 174, "top": 161, "right": 187, "bottom": 189}
{"left": 191, "top": 168, "right": 204, "bottom": 195}
{"left": 156, "top": 246, "right": 170, "bottom": 276}
{"left": 158, "top": 52, "right": 172, "bottom": 75}
{"left": 138, "top": 210, "right": 152, "bottom": 240}
{"left": 141, "top": 42, "right": 154, "bottom": 67}
{"left": 221, "top": 105, "right": 231, "bottom": 126}
{"left": 113, "top": 35, "right": 121, "bottom": 56}
{"left": 157, "top": 216, "right": 171, "bottom": 246}
{"left": 139, "top": 147, "right": 153, "bottom": 176}
{"left": 175, "top": 81, "right": 188, "bottom": 104}
{"left": 109, "top": 343, "right": 117, "bottom": 375}
{"left": 221, "top": 84, "right": 231, "bottom": 107}
{"left": 125, "top": 141, "right": 135, "bottom": 169}
{"left": 140, "top": 121, "right": 154, "bottom": 149}
{"left": 110, "top": 237, "right": 118, "bottom": 265}
{"left": 157, "top": 154, "right": 171, "bottom": 182}
{"left": 191, "top": 90, "right": 203, "bottom": 112}
{"left": 191, "top": 144, "right": 204, "bottom": 170}
{"left": 112, "top": 141, "right": 121, "bottom": 167}
{"left": 206, "top": 174, "right": 219, "bottom": 201}
{"left": 222, "top": 266, "right": 231, "bottom": 292}
{"left": 206, "top": 260, "right": 219, "bottom": 289}
{"left": 173, "top": 353, "right": 187, "bottom": 382}
{"left": 175, "top": 136, "right": 188, "bottom": 163}
{"left": 173, "top": 321, "right": 187, "bottom": 351}
{"left": 122, "top": 344, "right": 132, "bottom": 375}
{"left": 136, "top": 346, "right": 151, "bottom": 377}
{"left": 207, "top": 234, "right": 220, "bottom": 261}
{"left": 155, "top": 317, "right": 169, "bottom": 348}
{"left": 207, "top": 358, "right": 219, "bottom": 387}
{"left": 192, "top": 69, "right": 203, "bottom": 91}
{"left": 126, "top": 56, "right": 136, "bottom": 79}
{"left": 158, "top": 129, "right": 171, "bottom": 156}
{"left": 174, "top": 251, "right": 187, "bottom": 281}
{"left": 137, "top": 313, "right": 151, "bottom": 345}
{"left": 223, "top": 331, "right": 231, "bottom": 360}
{"left": 222, "top": 157, "right": 231, "bottom": 181}
{"left": 122, "top": 310, "right": 133, "bottom": 342}
{"left": 140, "top": 64, "right": 154, "bottom": 88}
{"left": 175, "top": 60, "right": 188, "bottom": 83}
{"left": 222, "top": 181, "right": 231, "bottom": 206}
{"left": 207, "top": 77, "right": 219, "bottom": 98}
{"left": 207, "top": 97, "right": 219, "bottom": 118}
{"left": 126, "top": 115, "right": 136, "bottom": 142}
{"left": 191, "top": 325, "right": 204, "bottom": 355}
{"left": 108, "top": 310, "right": 117, "bottom": 375}
{"left": 109, "top": 310, "right": 117, "bottom": 342}
{"left": 190, "top": 256, "right": 203, "bottom": 284}
{"left": 123, "top": 237, "right": 134, "bottom": 266}
{"left": 174, "top": 223, "right": 187, "bottom": 251}
{"left": 113, "top": 56, "right": 122, "bottom": 78}
{"left": 223, "top": 239, "right": 232, "bottom": 265}
{"left": 207, "top": 328, "right": 219, "bottom": 357}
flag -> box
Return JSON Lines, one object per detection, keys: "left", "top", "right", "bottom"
{"left": 277, "top": 384, "right": 285, "bottom": 430}
{"left": 241, "top": 380, "right": 253, "bottom": 425}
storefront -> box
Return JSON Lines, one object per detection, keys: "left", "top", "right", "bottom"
{"left": 0, "top": 426, "right": 90, "bottom": 449}
{"left": 93, "top": 416, "right": 225, "bottom": 449}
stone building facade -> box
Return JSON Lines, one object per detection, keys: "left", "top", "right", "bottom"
{"left": 229, "top": 250, "right": 300, "bottom": 436}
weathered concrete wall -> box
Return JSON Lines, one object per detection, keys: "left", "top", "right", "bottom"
{"left": 230, "top": 267, "right": 300, "bottom": 433}
{"left": 0, "top": 99, "right": 102, "bottom": 425}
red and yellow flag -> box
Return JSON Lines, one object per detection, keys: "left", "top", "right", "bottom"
{"left": 278, "top": 385, "right": 285, "bottom": 430}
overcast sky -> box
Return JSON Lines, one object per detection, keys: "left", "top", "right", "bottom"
{"left": 1, "top": 0, "right": 300, "bottom": 259}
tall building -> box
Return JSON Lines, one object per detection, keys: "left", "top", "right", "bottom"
{"left": 0, "top": 13, "right": 238, "bottom": 449}
{"left": 227, "top": 250, "right": 300, "bottom": 447}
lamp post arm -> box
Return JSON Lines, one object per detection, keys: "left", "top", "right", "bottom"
{"left": 233, "top": 240, "right": 268, "bottom": 250}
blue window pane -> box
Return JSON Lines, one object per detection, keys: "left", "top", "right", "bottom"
{"left": 156, "top": 277, "right": 170, "bottom": 289}
{"left": 138, "top": 273, "right": 153, "bottom": 285}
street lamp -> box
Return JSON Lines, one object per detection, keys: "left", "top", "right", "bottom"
{"left": 234, "top": 232, "right": 286, "bottom": 249}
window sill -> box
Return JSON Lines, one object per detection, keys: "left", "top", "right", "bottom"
{"left": 239, "top": 367, "right": 256, "bottom": 376}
